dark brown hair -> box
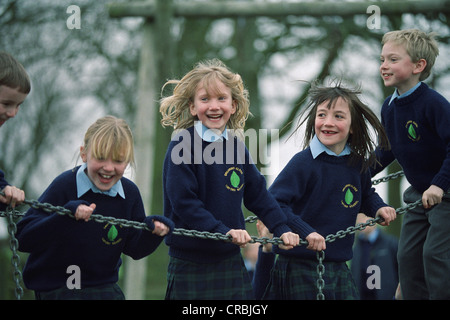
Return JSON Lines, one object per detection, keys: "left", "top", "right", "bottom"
{"left": 294, "top": 80, "right": 390, "bottom": 172}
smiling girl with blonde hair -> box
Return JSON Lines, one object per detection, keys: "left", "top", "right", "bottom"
{"left": 17, "top": 115, "right": 173, "bottom": 300}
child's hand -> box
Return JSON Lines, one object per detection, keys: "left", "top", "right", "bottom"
{"left": 375, "top": 206, "right": 396, "bottom": 226}
{"left": 278, "top": 232, "right": 299, "bottom": 250}
{"left": 0, "top": 186, "right": 25, "bottom": 208}
{"left": 305, "top": 232, "right": 326, "bottom": 251}
{"left": 227, "top": 229, "right": 251, "bottom": 248}
{"left": 152, "top": 220, "right": 170, "bottom": 236}
{"left": 422, "top": 185, "right": 444, "bottom": 209}
{"left": 75, "top": 203, "right": 96, "bottom": 222}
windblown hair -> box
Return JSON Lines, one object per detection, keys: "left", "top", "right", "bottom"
{"left": 0, "top": 51, "right": 31, "bottom": 94}
{"left": 160, "top": 59, "right": 250, "bottom": 133}
{"left": 81, "top": 115, "right": 135, "bottom": 169}
{"left": 382, "top": 29, "right": 439, "bottom": 81}
{"left": 295, "top": 80, "right": 390, "bottom": 172}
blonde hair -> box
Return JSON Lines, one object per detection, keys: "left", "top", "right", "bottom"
{"left": 81, "top": 115, "right": 135, "bottom": 169}
{"left": 160, "top": 59, "right": 250, "bottom": 132}
{"left": 382, "top": 29, "right": 439, "bottom": 81}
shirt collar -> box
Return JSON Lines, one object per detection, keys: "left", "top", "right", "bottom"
{"left": 194, "top": 121, "right": 228, "bottom": 142}
{"left": 76, "top": 163, "right": 125, "bottom": 199}
{"left": 310, "top": 135, "right": 352, "bottom": 159}
{"left": 389, "top": 82, "right": 422, "bottom": 105}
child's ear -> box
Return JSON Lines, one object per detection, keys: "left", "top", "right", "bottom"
{"left": 231, "top": 99, "right": 237, "bottom": 115}
{"left": 80, "top": 146, "right": 87, "bottom": 162}
{"left": 189, "top": 102, "right": 197, "bottom": 117}
{"left": 414, "top": 58, "right": 427, "bottom": 74}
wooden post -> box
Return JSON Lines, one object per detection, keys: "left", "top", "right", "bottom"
{"left": 108, "top": 0, "right": 450, "bottom": 18}
{"left": 123, "top": 20, "right": 158, "bottom": 300}
{"left": 121, "top": 0, "right": 174, "bottom": 300}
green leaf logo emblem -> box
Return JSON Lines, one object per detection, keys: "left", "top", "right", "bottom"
{"left": 408, "top": 124, "right": 417, "bottom": 139}
{"left": 107, "top": 225, "right": 118, "bottom": 242}
{"left": 230, "top": 171, "right": 240, "bottom": 188}
{"left": 345, "top": 188, "right": 354, "bottom": 205}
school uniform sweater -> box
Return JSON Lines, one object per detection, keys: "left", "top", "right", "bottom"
{"left": 269, "top": 149, "right": 387, "bottom": 262}
{"left": 373, "top": 83, "right": 450, "bottom": 193}
{"left": 163, "top": 126, "right": 291, "bottom": 263}
{"left": 16, "top": 167, "right": 169, "bottom": 291}
{"left": 0, "top": 169, "right": 9, "bottom": 211}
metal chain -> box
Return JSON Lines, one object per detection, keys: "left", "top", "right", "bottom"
{"left": 5, "top": 207, "right": 24, "bottom": 300}
{"left": 371, "top": 170, "right": 404, "bottom": 185}
{"left": 316, "top": 251, "right": 325, "bottom": 300}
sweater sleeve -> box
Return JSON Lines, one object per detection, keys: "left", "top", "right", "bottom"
{"left": 426, "top": 93, "right": 450, "bottom": 191}
{"left": 164, "top": 142, "right": 230, "bottom": 235}
{"left": 242, "top": 161, "right": 291, "bottom": 237}
{"left": 121, "top": 187, "right": 166, "bottom": 260}
{"left": 268, "top": 153, "right": 316, "bottom": 238}
{"left": 360, "top": 169, "right": 389, "bottom": 218}
{"left": 0, "top": 169, "right": 9, "bottom": 211}
{"left": 252, "top": 246, "right": 275, "bottom": 300}
{"left": 16, "top": 175, "right": 89, "bottom": 253}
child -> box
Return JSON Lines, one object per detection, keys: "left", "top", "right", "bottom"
{"left": 16, "top": 116, "right": 174, "bottom": 300}
{"left": 0, "top": 51, "right": 30, "bottom": 210}
{"left": 374, "top": 29, "right": 450, "bottom": 299}
{"left": 264, "top": 82, "right": 396, "bottom": 300}
{"left": 160, "top": 59, "right": 299, "bottom": 300}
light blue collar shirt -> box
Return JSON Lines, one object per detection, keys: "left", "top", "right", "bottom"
{"left": 389, "top": 82, "right": 422, "bottom": 105}
{"left": 194, "top": 121, "right": 228, "bottom": 142}
{"left": 76, "top": 163, "right": 125, "bottom": 199}
{"left": 310, "top": 135, "right": 352, "bottom": 159}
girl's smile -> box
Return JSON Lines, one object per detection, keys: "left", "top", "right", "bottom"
{"left": 314, "top": 97, "right": 352, "bottom": 155}
{"left": 80, "top": 146, "right": 128, "bottom": 192}
{"left": 189, "top": 79, "right": 236, "bottom": 133}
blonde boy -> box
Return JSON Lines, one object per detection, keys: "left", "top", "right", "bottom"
{"left": 374, "top": 29, "right": 450, "bottom": 299}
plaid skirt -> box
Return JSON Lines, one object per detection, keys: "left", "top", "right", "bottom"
{"left": 35, "top": 283, "right": 125, "bottom": 300}
{"left": 263, "top": 255, "right": 359, "bottom": 300}
{"left": 165, "top": 253, "right": 254, "bottom": 300}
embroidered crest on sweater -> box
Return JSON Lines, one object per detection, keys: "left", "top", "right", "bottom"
{"left": 102, "top": 223, "right": 123, "bottom": 245}
{"left": 341, "top": 184, "right": 359, "bottom": 208}
{"left": 406, "top": 120, "right": 420, "bottom": 142}
{"left": 224, "top": 167, "right": 244, "bottom": 191}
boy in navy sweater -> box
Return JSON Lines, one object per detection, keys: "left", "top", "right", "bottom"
{"left": 374, "top": 29, "right": 450, "bottom": 299}
{"left": 160, "top": 59, "right": 299, "bottom": 299}
{"left": 16, "top": 116, "right": 173, "bottom": 299}
{"left": 0, "top": 52, "right": 30, "bottom": 210}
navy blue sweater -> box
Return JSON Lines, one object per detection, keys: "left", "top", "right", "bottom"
{"left": 16, "top": 167, "right": 167, "bottom": 291}
{"left": 163, "top": 126, "right": 291, "bottom": 263}
{"left": 0, "top": 169, "right": 9, "bottom": 211}
{"left": 269, "top": 149, "right": 387, "bottom": 262}
{"left": 373, "top": 83, "right": 450, "bottom": 193}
